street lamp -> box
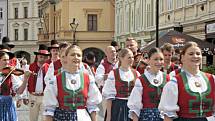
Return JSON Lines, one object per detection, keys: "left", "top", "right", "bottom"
{"left": 70, "top": 18, "right": 79, "bottom": 45}
{"left": 156, "top": 0, "right": 159, "bottom": 47}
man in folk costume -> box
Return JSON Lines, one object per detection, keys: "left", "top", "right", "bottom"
{"left": 27, "top": 44, "right": 50, "bottom": 121}
{"left": 95, "top": 46, "right": 117, "bottom": 117}
{"left": 160, "top": 43, "right": 179, "bottom": 74}
{"left": 44, "top": 40, "right": 61, "bottom": 84}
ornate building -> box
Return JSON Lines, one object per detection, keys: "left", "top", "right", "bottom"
{"left": 0, "top": 0, "right": 7, "bottom": 41}
{"left": 115, "top": 0, "right": 215, "bottom": 48}
{"left": 8, "top": 0, "right": 42, "bottom": 63}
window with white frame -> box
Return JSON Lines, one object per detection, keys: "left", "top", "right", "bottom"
{"left": 176, "top": 0, "right": 182, "bottom": 8}
{"left": 146, "top": 4, "right": 151, "bottom": 27}
{"left": 0, "top": 8, "right": 3, "bottom": 19}
{"left": 24, "top": 28, "right": 28, "bottom": 40}
{"left": 186, "top": 0, "right": 195, "bottom": 5}
{"left": 125, "top": 5, "right": 129, "bottom": 32}
{"left": 160, "top": 0, "right": 164, "bottom": 12}
{"left": 116, "top": 8, "right": 120, "bottom": 34}
{"left": 14, "top": 29, "right": 18, "bottom": 41}
{"left": 167, "top": 0, "right": 173, "bottom": 10}
{"left": 0, "top": 28, "right": 2, "bottom": 40}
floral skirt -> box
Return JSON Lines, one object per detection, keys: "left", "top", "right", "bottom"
{"left": 0, "top": 96, "right": 17, "bottom": 121}
{"left": 54, "top": 108, "right": 78, "bottom": 121}
{"left": 139, "top": 108, "right": 163, "bottom": 121}
{"left": 173, "top": 117, "right": 207, "bottom": 121}
{"left": 54, "top": 108, "right": 92, "bottom": 121}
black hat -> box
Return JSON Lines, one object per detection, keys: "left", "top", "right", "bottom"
{"left": 0, "top": 44, "right": 15, "bottom": 59}
{"left": 1, "top": 37, "right": 15, "bottom": 48}
{"left": 34, "top": 44, "right": 50, "bottom": 56}
{"left": 48, "top": 40, "right": 59, "bottom": 50}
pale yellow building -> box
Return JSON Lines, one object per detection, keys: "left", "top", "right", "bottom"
{"left": 38, "top": 0, "right": 115, "bottom": 63}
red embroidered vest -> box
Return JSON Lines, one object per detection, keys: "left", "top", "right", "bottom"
{"left": 140, "top": 72, "right": 170, "bottom": 108}
{"left": 53, "top": 59, "right": 62, "bottom": 71}
{"left": 28, "top": 62, "right": 49, "bottom": 93}
{"left": 102, "top": 58, "right": 114, "bottom": 75}
{"left": 161, "top": 63, "right": 179, "bottom": 74}
{"left": 176, "top": 72, "right": 215, "bottom": 118}
{"left": 114, "top": 68, "right": 137, "bottom": 98}
{"left": 56, "top": 71, "right": 90, "bottom": 110}
{"left": 0, "top": 75, "right": 13, "bottom": 96}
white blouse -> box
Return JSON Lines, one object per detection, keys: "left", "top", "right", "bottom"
{"left": 95, "top": 62, "right": 118, "bottom": 88}
{"left": 158, "top": 70, "right": 215, "bottom": 119}
{"left": 43, "top": 70, "right": 102, "bottom": 116}
{"left": 102, "top": 68, "right": 140, "bottom": 100}
{"left": 127, "top": 69, "right": 166, "bottom": 118}
{"left": 0, "top": 73, "right": 22, "bottom": 93}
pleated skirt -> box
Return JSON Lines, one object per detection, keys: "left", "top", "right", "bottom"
{"left": 0, "top": 96, "right": 17, "bottom": 121}
{"left": 110, "top": 99, "right": 131, "bottom": 121}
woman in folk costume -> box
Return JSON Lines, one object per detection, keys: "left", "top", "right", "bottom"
{"left": 102, "top": 48, "right": 140, "bottom": 121}
{"left": 0, "top": 51, "right": 30, "bottom": 120}
{"left": 158, "top": 42, "right": 215, "bottom": 121}
{"left": 43, "top": 45, "right": 102, "bottom": 121}
{"left": 127, "top": 47, "right": 170, "bottom": 121}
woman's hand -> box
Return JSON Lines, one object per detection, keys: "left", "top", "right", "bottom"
{"left": 44, "top": 116, "right": 53, "bottom": 121}
{"left": 131, "top": 112, "right": 138, "bottom": 121}
{"left": 164, "top": 116, "right": 173, "bottom": 121}
{"left": 90, "top": 111, "right": 97, "bottom": 121}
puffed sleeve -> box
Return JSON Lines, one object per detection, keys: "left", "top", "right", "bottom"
{"left": 102, "top": 70, "right": 116, "bottom": 99}
{"left": 158, "top": 78, "right": 179, "bottom": 118}
{"left": 127, "top": 78, "right": 143, "bottom": 118}
{"left": 95, "top": 64, "right": 105, "bottom": 88}
{"left": 86, "top": 74, "right": 102, "bottom": 113}
{"left": 43, "top": 76, "right": 58, "bottom": 116}
{"left": 44, "top": 62, "right": 54, "bottom": 85}
{"left": 11, "top": 74, "right": 22, "bottom": 92}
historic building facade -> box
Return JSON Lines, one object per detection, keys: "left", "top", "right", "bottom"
{"left": 0, "top": 0, "right": 8, "bottom": 41}
{"left": 115, "top": 0, "right": 215, "bottom": 48}
{"left": 38, "top": 0, "right": 115, "bottom": 63}
{"left": 8, "top": 0, "right": 42, "bottom": 63}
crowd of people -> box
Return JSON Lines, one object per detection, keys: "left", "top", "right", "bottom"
{"left": 0, "top": 36, "right": 215, "bottom": 121}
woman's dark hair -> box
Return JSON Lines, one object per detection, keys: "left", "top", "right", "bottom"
{"left": 181, "top": 41, "right": 200, "bottom": 55}
{"left": 148, "top": 47, "right": 162, "bottom": 58}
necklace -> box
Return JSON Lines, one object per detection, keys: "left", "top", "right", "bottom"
{"left": 153, "top": 79, "right": 159, "bottom": 84}
{"left": 71, "top": 79, "right": 76, "bottom": 84}
{"left": 194, "top": 81, "right": 201, "bottom": 87}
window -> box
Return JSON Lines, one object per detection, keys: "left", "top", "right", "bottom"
{"left": 24, "top": 29, "right": 28, "bottom": 40}
{"left": 0, "top": 8, "right": 3, "bottom": 19}
{"left": 24, "top": 7, "right": 28, "bottom": 18}
{"left": 176, "top": 0, "right": 182, "bottom": 8}
{"left": 14, "top": 29, "right": 18, "bottom": 41}
{"left": 38, "top": 9, "right": 42, "bottom": 18}
{"left": 88, "top": 14, "right": 97, "bottom": 31}
{"left": 0, "top": 28, "right": 2, "bottom": 40}
{"left": 159, "top": 0, "right": 164, "bottom": 12}
{"left": 167, "top": 0, "right": 173, "bottom": 10}
{"left": 187, "top": 0, "right": 194, "bottom": 5}
{"left": 38, "top": 28, "right": 43, "bottom": 34}
{"left": 14, "top": 8, "right": 18, "bottom": 19}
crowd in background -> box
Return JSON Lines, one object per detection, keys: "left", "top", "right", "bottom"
{"left": 0, "top": 36, "right": 215, "bottom": 121}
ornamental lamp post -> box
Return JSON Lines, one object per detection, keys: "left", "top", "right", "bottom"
{"left": 70, "top": 18, "right": 79, "bottom": 45}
